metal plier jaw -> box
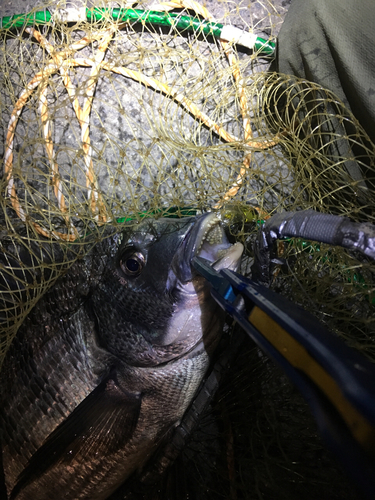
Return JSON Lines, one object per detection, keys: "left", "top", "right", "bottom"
{"left": 192, "top": 256, "right": 375, "bottom": 500}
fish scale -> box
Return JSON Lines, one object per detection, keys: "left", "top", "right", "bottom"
{"left": 0, "top": 214, "right": 243, "bottom": 500}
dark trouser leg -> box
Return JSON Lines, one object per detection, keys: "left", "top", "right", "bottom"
{"left": 269, "top": 0, "right": 375, "bottom": 209}
{"left": 270, "top": 0, "right": 375, "bottom": 144}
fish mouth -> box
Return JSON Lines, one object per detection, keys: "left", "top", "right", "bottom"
{"left": 193, "top": 213, "right": 243, "bottom": 272}
{"left": 175, "top": 213, "right": 243, "bottom": 283}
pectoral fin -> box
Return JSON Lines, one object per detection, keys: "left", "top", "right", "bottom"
{"left": 11, "top": 371, "right": 141, "bottom": 499}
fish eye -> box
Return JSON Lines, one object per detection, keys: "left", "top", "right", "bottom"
{"left": 119, "top": 251, "right": 145, "bottom": 277}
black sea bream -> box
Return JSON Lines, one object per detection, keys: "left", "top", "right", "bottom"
{"left": 0, "top": 213, "right": 243, "bottom": 500}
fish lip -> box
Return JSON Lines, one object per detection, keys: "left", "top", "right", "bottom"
{"left": 211, "top": 241, "right": 244, "bottom": 271}
{"left": 174, "top": 213, "right": 243, "bottom": 283}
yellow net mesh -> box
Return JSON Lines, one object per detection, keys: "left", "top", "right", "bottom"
{"left": 0, "top": 0, "right": 280, "bottom": 362}
{"left": 0, "top": 0, "right": 374, "bottom": 368}
{"left": 1, "top": 1, "right": 374, "bottom": 498}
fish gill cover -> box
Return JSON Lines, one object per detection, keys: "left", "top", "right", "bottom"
{"left": 0, "top": 0, "right": 374, "bottom": 498}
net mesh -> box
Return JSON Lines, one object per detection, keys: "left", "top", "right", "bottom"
{"left": 2, "top": 0, "right": 373, "bottom": 364}
{"left": 0, "top": 0, "right": 286, "bottom": 363}
{"left": 0, "top": 0, "right": 374, "bottom": 496}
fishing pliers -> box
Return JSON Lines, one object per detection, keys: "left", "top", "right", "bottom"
{"left": 192, "top": 255, "right": 375, "bottom": 500}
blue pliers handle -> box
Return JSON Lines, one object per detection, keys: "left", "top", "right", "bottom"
{"left": 192, "top": 256, "right": 375, "bottom": 499}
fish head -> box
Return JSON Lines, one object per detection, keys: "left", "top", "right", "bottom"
{"left": 0, "top": 214, "right": 243, "bottom": 500}
{"left": 92, "top": 213, "right": 243, "bottom": 366}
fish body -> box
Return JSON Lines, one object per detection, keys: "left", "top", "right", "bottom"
{"left": 0, "top": 214, "right": 243, "bottom": 500}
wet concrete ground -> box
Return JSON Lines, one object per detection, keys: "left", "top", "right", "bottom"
{"left": 0, "top": 2, "right": 364, "bottom": 500}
